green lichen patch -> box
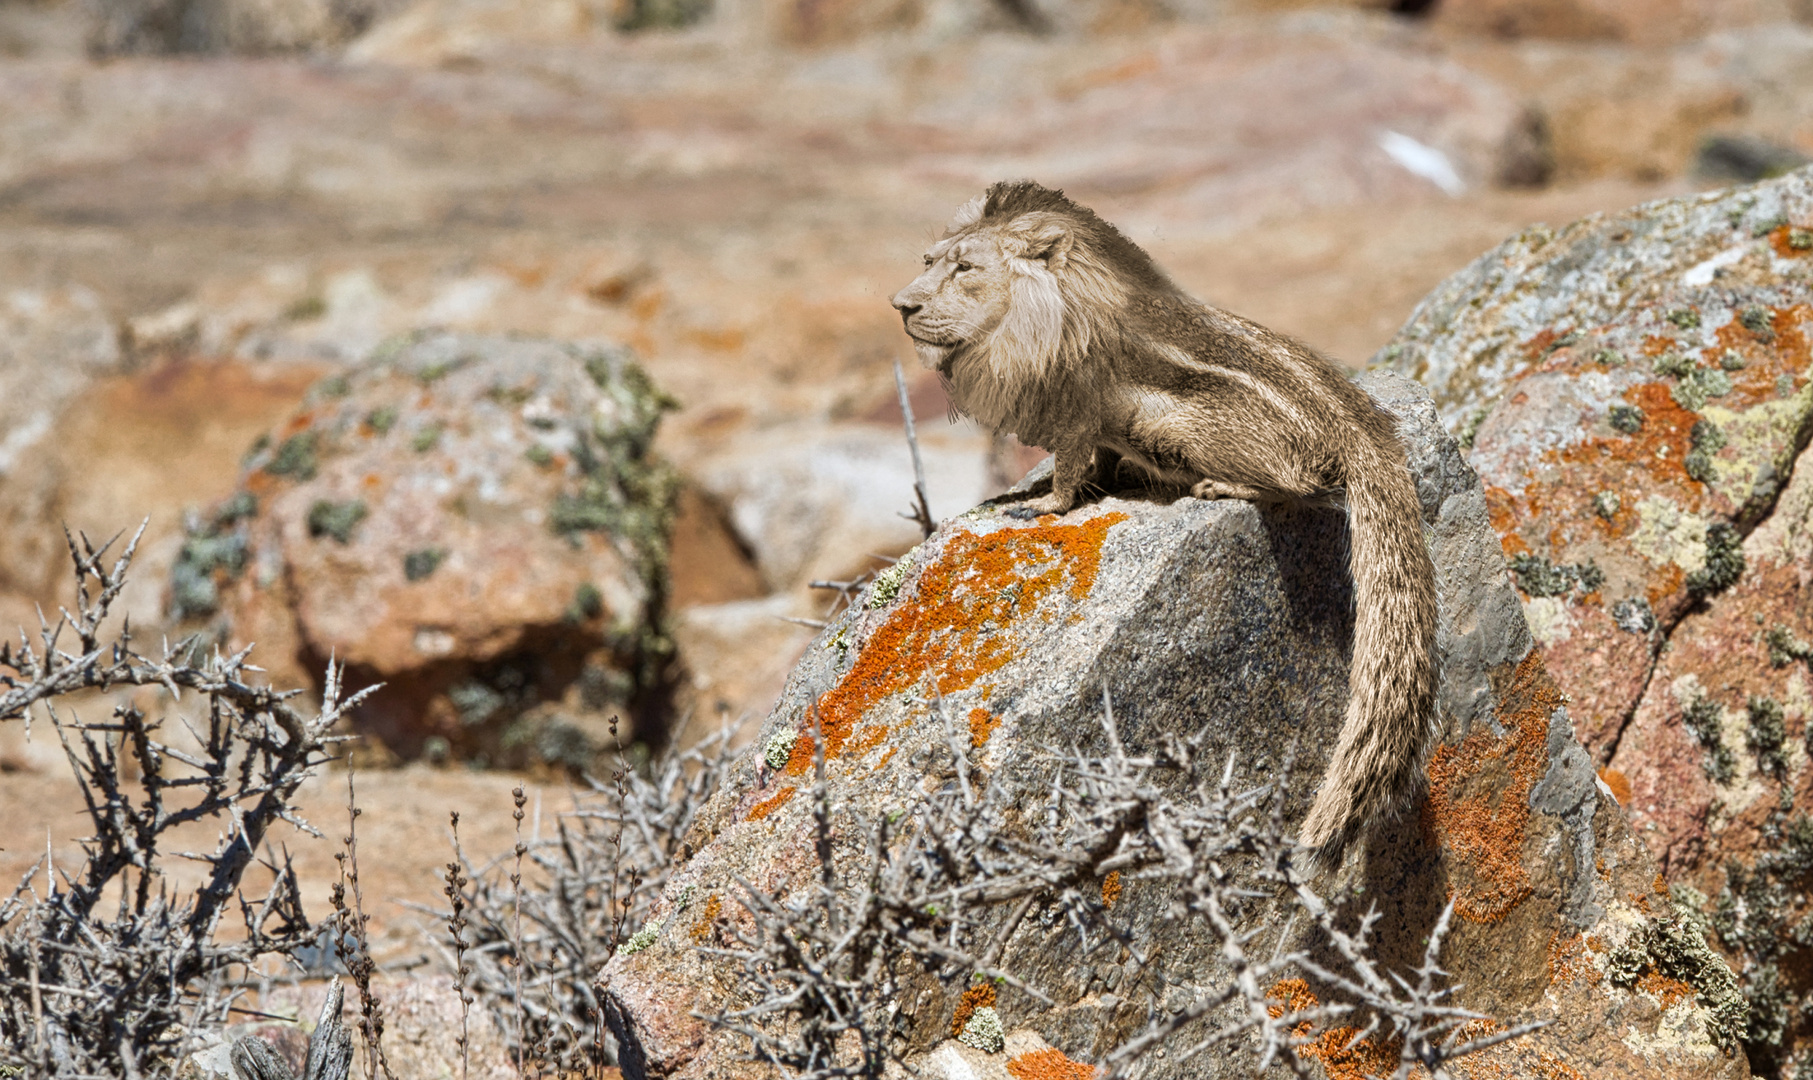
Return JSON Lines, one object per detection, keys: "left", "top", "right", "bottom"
{"left": 867, "top": 559, "right": 912, "bottom": 609}
{"left": 1685, "top": 420, "right": 1727, "bottom": 483}
{"left": 366, "top": 405, "right": 398, "bottom": 434}
{"left": 411, "top": 421, "right": 444, "bottom": 453}
{"left": 570, "top": 582, "right": 605, "bottom": 621}
{"left": 1673, "top": 367, "right": 1734, "bottom": 412}
{"left": 1656, "top": 352, "right": 1697, "bottom": 379}
{"left": 307, "top": 499, "right": 368, "bottom": 544}
{"left": 1669, "top": 308, "right": 1704, "bottom": 331}
{"left": 1611, "top": 596, "right": 1655, "bottom": 634}
{"left": 169, "top": 493, "right": 264, "bottom": 622}
{"left": 1610, "top": 403, "right": 1647, "bottom": 433}
{"left": 1765, "top": 624, "right": 1813, "bottom": 668}
{"left": 1594, "top": 491, "right": 1622, "bottom": 518}
{"left": 1686, "top": 522, "right": 1745, "bottom": 595}
{"left": 764, "top": 729, "right": 799, "bottom": 770}
{"left": 1682, "top": 694, "right": 1737, "bottom": 784}
{"left": 1742, "top": 305, "right": 1778, "bottom": 342}
{"left": 1605, "top": 905, "right": 1747, "bottom": 1051}
{"left": 1747, "top": 696, "right": 1788, "bottom": 779}
{"left": 1508, "top": 552, "right": 1603, "bottom": 598}
{"left": 263, "top": 431, "right": 319, "bottom": 480}
{"left": 549, "top": 348, "right": 680, "bottom": 613}
{"left": 1695, "top": 804, "right": 1813, "bottom": 1073}
{"left": 403, "top": 547, "right": 447, "bottom": 582}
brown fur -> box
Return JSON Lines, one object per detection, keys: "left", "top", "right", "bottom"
{"left": 890, "top": 180, "right": 1439, "bottom": 869}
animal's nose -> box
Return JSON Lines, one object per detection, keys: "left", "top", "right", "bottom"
{"left": 890, "top": 290, "right": 920, "bottom": 317}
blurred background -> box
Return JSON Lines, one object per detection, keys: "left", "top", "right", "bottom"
{"left": 2, "top": 0, "right": 1812, "bottom": 954}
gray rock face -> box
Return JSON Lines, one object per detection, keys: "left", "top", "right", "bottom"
{"left": 600, "top": 373, "right": 1748, "bottom": 1079}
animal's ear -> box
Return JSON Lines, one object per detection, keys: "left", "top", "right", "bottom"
{"left": 1010, "top": 213, "right": 1074, "bottom": 273}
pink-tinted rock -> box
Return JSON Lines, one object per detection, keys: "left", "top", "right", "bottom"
{"left": 179, "top": 330, "right": 677, "bottom": 762}
{"left": 1383, "top": 167, "right": 1813, "bottom": 1071}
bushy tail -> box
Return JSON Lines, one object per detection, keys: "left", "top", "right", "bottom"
{"left": 1298, "top": 434, "right": 1439, "bottom": 871}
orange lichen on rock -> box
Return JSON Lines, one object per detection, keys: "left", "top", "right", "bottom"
{"left": 690, "top": 894, "right": 722, "bottom": 943}
{"left": 1548, "top": 932, "right": 1604, "bottom": 986}
{"left": 746, "top": 786, "right": 796, "bottom": 822}
{"left": 1637, "top": 970, "right": 1694, "bottom": 1009}
{"left": 1559, "top": 381, "right": 1699, "bottom": 491}
{"left": 1264, "top": 979, "right": 1402, "bottom": 1079}
{"left": 1424, "top": 651, "right": 1561, "bottom": 923}
{"left": 1597, "top": 767, "right": 1630, "bottom": 805}
{"left": 785, "top": 513, "right": 1126, "bottom": 774}
{"left": 969, "top": 707, "right": 1000, "bottom": 748}
{"left": 851, "top": 723, "right": 890, "bottom": 756}
{"left": 1100, "top": 871, "right": 1122, "bottom": 909}
{"left": 1768, "top": 224, "right": 1813, "bottom": 259}
{"left": 951, "top": 981, "right": 998, "bottom": 1038}
{"left": 1005, "top": 1048, "right": 1097, "bottom": 1080}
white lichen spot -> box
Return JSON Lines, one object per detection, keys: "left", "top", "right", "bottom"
{"left": 1522, "top": 596, "right": 1575, "bottom": 647}
{"left": 1621, "top": 1003, "right": 1721, "bottom": 1058}
{"left": 413, "top": 627, "right": 457, "bottom": 656}
{"left": 616, "top": 918, "right": 664, "bottom": 956}
{"left": 764, "top": 729, "right": 799, "bottom": 770}
{"left": 957, "top": 1007, "right": 1005, "bottom": 1054}
{"left": 1682, "top": 245, "right": 1751, "bottom": 287}
{"left": 1627, "top": 496, "right": 1709, "bottom": 574}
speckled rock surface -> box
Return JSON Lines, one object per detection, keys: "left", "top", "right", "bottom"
{"left": 1380, "top": 169, "right": 1813, "bottom": 1072}
{"left": 1379, "top": 168, "right": 1813, "bottom": 763}
{"left": 177, "top": 330, "right": 677, "bottom": 761}
{"left": 599, "top": 373, "right": 1747, "bottom": 1080}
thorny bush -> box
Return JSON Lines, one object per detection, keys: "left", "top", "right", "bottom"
{"left": 434, "top": 717, "right": 740, "bottom": 1073}
{"left": 686, "top": 695, "right": 1540, "bottom": 1079}
{"left": 0, "top": 527, "right": 371, "bottom": 1079}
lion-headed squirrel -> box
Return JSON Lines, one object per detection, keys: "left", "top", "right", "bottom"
{"left": 890, "top": 180, "right": 1438, "bottom": 869}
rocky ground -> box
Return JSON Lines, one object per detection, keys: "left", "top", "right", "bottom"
{"left": 2, "top": 0, "right": 1813, "bottom": 1072}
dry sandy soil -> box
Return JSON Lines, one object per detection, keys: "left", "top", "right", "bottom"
{"left": 2, "top": 0, "right": 1809, "bottom": 980}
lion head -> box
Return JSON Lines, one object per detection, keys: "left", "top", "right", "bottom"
{"left": 889, "top": 182, "right": 1152, "bottom": 420}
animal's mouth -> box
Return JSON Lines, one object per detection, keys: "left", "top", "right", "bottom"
{"left": 906, "top": 332, "right": 959, "bottom": 375}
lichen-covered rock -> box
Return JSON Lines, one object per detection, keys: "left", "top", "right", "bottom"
{"left": 179, "top": 330, "right": 677, "bottom": 762}
{"left": 599, "top": 373, "right": 1746, "bottom": 1080}
{"left": 1381, "top": 167, "right": 1813, "bottom": 1074}
{"left": 86, "top": 0, "right": 408, "bottom": 56}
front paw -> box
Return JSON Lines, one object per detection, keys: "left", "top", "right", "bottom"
{"left": 1006, "top": 493, "right": 1071, "bottom": 519}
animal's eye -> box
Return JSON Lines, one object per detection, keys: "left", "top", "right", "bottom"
{"left": 955, "top": 261, "right": 973, "bottom": 273}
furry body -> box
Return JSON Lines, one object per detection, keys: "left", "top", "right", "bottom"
{"left": 890, "top": 181, "right": 1439, "bottom": 866}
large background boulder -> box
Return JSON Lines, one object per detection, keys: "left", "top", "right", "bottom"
{"left": 1382, "top": 166, "right": 1813, "bottom": 1074}
{"left": 185, "top": 330, "right": 679, "bottom": 764}
{"left": 600, "top": 372, "right": 1747, "bottom": 1080}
